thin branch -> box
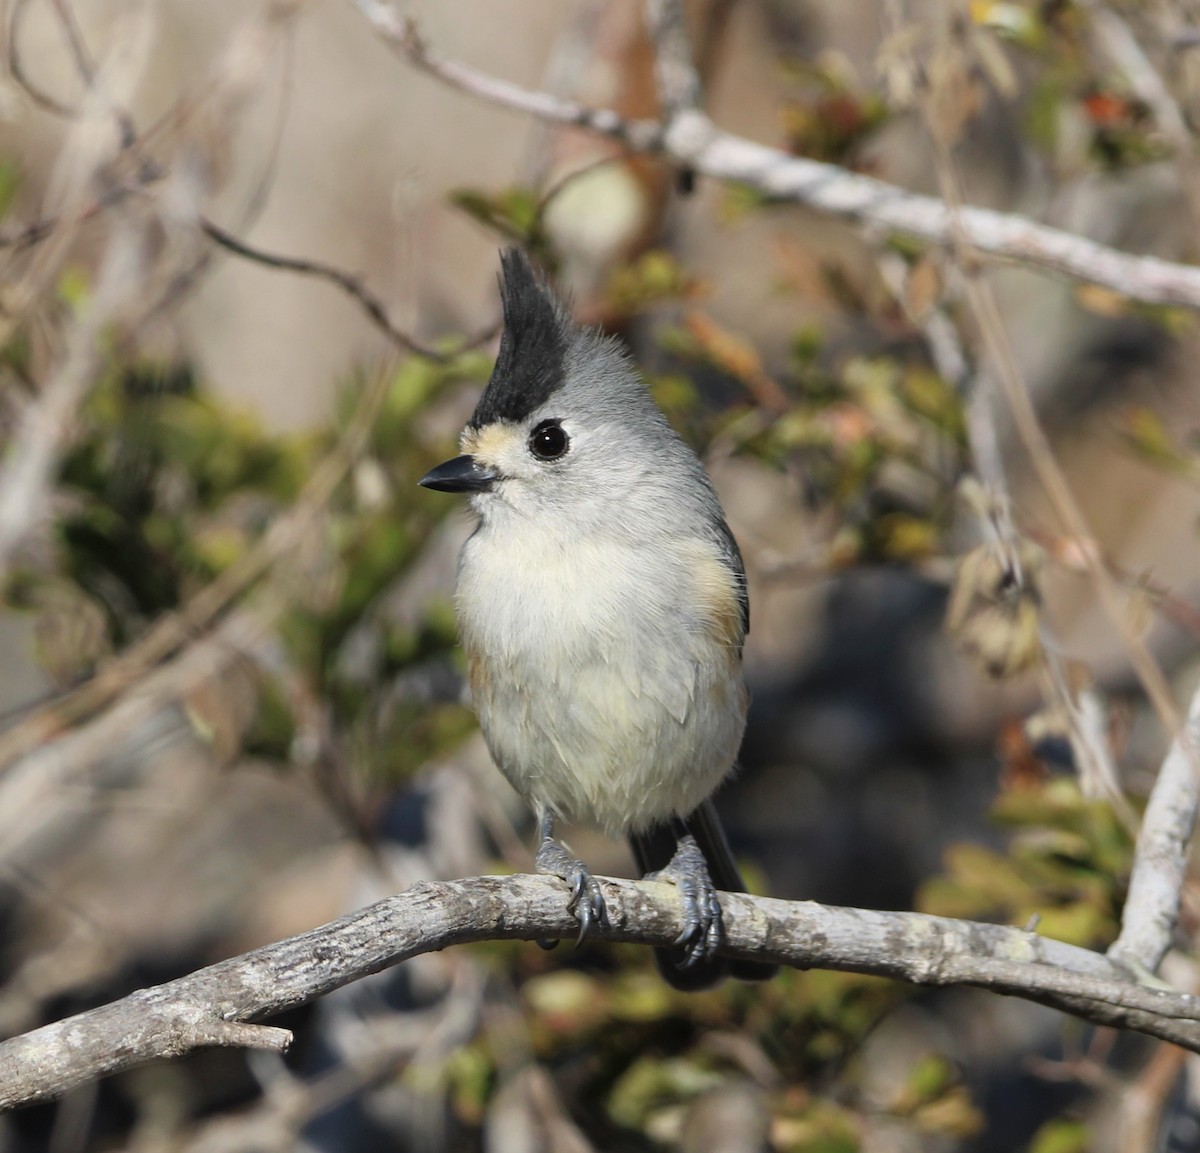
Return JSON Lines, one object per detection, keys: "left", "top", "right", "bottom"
{"left": 44, "top": 0, "right": 138, "bottom": 148}
{"left": 1110, "top": 683, "right": 1200, "bottom": 973}
{"left": 958, "top": 222, "right": 1189, "bottom": 769}
{"left": 6, "top": 0, "right": 75, "bottom": 118}
{"left": 644, "top": 0, "right": 703, "bottom": 118}
{"left": 137, "top": 19, "right": 299, "bottom": 329}
{"left": 355, "top": 4, "right": 664, "bottom": 150}
{"left": 351, "top": 5, "right": 1200, "bottom": 313}
{"left": 0, "top": 215, "right": 143, "bottom": 584}
{"left": 47, "top": 0, "right": 97, "bottom": 85}
{"left": 199, "top": 217, "right": 456, "bottom": 361}
{"left": 5, "top": 2, "right": 460, "bottom": 368}
{"left": 4, "top": 873, "right": 1200, "bottom": 1110}
{"left": 1028, "top": 524, "right": 1200, "bottom": 645}
{"left": 0, "top": 192, "right": 463, "bottom": 367}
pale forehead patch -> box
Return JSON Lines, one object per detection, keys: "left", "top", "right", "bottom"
{"left": 462, "top": 422, "right": 522, "bottom": 467}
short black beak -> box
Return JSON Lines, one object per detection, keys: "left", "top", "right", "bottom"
{"left": 418, "top": 454, "right": 498, "bottom": 494}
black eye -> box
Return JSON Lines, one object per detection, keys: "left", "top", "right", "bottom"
{"left": 529, "top": 419, "right": 569, "bottom": 461}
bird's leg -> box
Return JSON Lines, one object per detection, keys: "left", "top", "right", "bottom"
{"left": 644, "top": 833, "right": 724, "bottom": 969}
{"left": 534, "top": 810, "right": 609, "bottom": 946}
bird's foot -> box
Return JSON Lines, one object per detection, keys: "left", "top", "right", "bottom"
{"left": 535, "top": 836, "right": 609, "bottom": 948}
{"left": 645, "top": 834, "right": 724, "bottom": 970}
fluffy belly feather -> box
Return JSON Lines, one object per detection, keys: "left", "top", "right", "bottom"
{"left": 457, "top": 525, "right": 746, "bottom": 838}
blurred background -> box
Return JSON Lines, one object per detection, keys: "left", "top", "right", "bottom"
{"left": 1, "top": 0, "right": 1200, "bottom": 1149}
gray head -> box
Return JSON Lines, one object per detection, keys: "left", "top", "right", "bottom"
{"left": 418, "top": 249, "right": 722, "bottom": 537}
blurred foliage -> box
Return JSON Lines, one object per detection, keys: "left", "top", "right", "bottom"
{"left": 1120, "top": 405, "right": 1200, "bottom": 485}
{"left": 980, "top": 0, "right": 1171, "bottom": 172}
{"left": 603, "top": 249, "right": 706, "bottom": 316}
{"left": 1029, "top": 1117, "right": 1091, "bottom": 1153}
{"left": 919, "top": 776, "right": 1132, "bottom": 950}
{"left": 6, "top": 345, "right": 489, "bottom": 784}
{"left": 450, "top": 185, "right": 558, "bottom": 270}
{"left": 970, "top": 1, "right": 1049, "bottom": 50}
{"left": 438, "top": 959, "right": 986, "bottom": 1151}
{"left": 659, "top": 318, "right": 968, "bottom": 566}
{"left": 779, "top": 56, "right": 890, "bottom": 166}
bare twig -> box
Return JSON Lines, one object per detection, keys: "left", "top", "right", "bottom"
{"left": 6, "top": 0, "right": 75, "bottom": 118}
{"left": 5, "top": 2, "right": 454, "bottom": 364}
{"left": 959, "top": 236, "right": 1189, "bottom": 756}
{"left": 356, "top": 4, "right": 664, "bottom": 149}
{"left": 644, "top": 0, "right": 702, "bottom": 118}
{"left": 1110, "top": 683, "right": 1200, "bottom": 974}
{"left": 44, "top": 0, "right": 138, "bottom": 148}
{"left": 47, "top": 0, "right": 97, "bottom": 85}
{"left": 0, "top": 217, "right": 143, "bottom": 584}
{"left": 4, "top": 873, "right": 1200, "bottom": 1109}
{"left": 1029, "top": 525, "right": 1200, "bottom": 645}
{"left": 0, "top": 194, "right": 459, "bottom": 368}
{"left": 0, "top": 4, "right": 154, "bottom": 349}
{"left": 139, "top": 17, "right": 300, "bottom": 327}
{"left": 351, "top": 5, "right": 1200, "bottom": 313}
{"left": 199, "top": 217, "right": 456, "bottom": 360}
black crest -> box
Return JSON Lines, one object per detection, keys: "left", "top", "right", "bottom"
{"left": 468, "top": 249, "right": 570, "bottom": 429}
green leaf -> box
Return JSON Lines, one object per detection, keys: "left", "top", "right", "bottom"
{"left": 0, "top": 159, "right": 20, "bottom": 218}
{"left": 450, "top": 186, "right": 544, "bottom": 247}
{"left": 1029, "top": 1119, "right": 1090, "bottom": 1153}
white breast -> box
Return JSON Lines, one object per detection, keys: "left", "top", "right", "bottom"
{"left": 455, "top": 515, "right": 746, "bottom": 838}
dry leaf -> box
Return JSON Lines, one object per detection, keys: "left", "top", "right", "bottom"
{"left": 1075, "top": 284, "right": 1129, "bottom": 318}
{"left": 904, "top": 255, "right": 943, "bottom": 320}
{"left": 1125, "top": 583, "right": 1154, "bottom": 642}
{"left": 683, "top": 311, "right": 790, "bottom": 413}
{"left": 946, "top": 540, "right": 1045, "bottom": 679}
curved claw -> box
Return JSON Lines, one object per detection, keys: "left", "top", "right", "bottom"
{"left": 648, "top": 834, "right": 726, "bottom": 970}
{"left": 536, "top": 836, "right": 609, "bottom": 946}
{"left": 566, "top": 869, "right": 608, "bottom": 944}
{"left": 674, "top": 883, "right": 725, "bottom": 968}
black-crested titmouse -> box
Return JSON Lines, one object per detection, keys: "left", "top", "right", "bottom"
{"left": 420, "top": 250, "right": 776, "bottom": 989}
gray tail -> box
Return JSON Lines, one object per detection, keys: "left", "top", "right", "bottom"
{"left": 629, "top": 798, "right": 778, "bottom": 991}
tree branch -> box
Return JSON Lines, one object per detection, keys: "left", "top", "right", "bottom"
{"left": 1110, "top": 682, "right": 1200, "bottom": 974}
{"left": 352, "top": 5, "right": 1200, "bottom": 313}
{"left": 4, "top": 874, "right": 1200, "bottom": 1110}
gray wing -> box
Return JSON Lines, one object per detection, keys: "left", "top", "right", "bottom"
{"left": 713, "top": 515, "right": 749, "bottom": 655}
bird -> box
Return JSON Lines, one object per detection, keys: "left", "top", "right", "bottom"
{"left": 419, "top": 248, "right": 776, "bottom": 989}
